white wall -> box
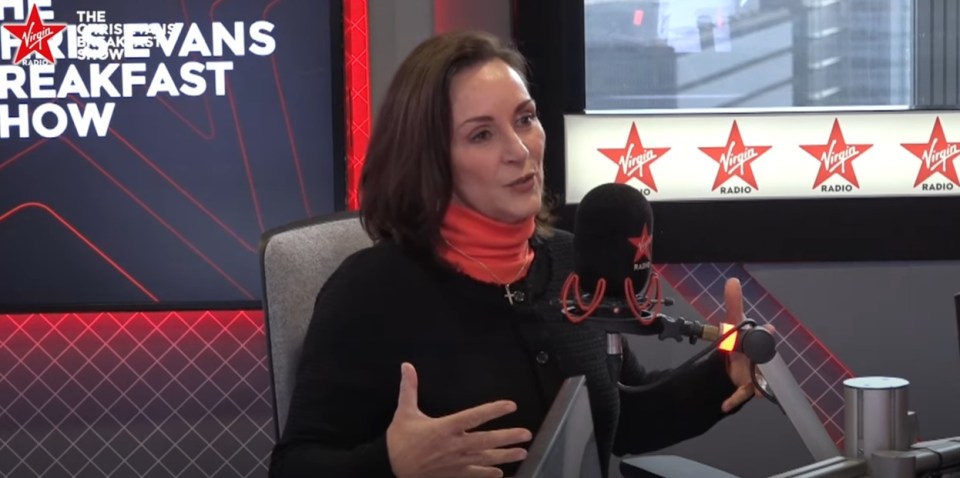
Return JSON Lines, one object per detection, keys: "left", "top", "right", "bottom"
{"left": 433, "top": 0, "right": 512, "bottom": 39}
{"left": 367, "top": 0, "right": 513, "bottom": 122}
{"left": 367, "top": 0, "right": 434, "bottom": 122}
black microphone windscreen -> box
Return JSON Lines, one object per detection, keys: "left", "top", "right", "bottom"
{"left": 573, "top": 183, "right": 654, "bottom": 298}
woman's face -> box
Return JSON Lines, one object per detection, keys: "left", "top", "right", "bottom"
{"left": 448, "top": 58, "right": 545, "bottom": 224}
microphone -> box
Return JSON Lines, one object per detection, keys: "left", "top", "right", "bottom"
{"left": 565, "top": 182, "right": 660, "bottom": 322}
{"left": 558, "top": 183, "right": 777, "bottom": 391}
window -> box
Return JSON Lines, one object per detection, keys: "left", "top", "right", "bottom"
{"left": 584, "top": 0, "right": 913, "bottom": 111}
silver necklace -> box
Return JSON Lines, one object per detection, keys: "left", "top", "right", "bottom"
{"left": 443, "top": 239, "right": 532, "bottom": 305}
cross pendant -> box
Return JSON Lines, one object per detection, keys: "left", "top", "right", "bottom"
{"left": 504, "top": 285, "right": 516, "bottom": 305}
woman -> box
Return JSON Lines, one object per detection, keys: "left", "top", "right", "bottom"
{"left": 269, "top": 30, "right": 761, "bottom": 478}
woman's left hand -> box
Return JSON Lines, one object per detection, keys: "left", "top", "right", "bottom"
{"left": 720, "top": 277, "right": 775, "bottom": 413}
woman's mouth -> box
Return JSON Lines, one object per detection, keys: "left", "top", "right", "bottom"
{"left": 508, "top": 172, "right": 537, "bottom": 191}
{"left": 508, "top": 172, "right": 536, "bottom": 186}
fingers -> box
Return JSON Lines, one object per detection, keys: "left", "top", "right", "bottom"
{"left": 395, "top": 362, "right": 418, "bottom": 413}
{"left": 724, "top": 280, "right": 777, "bottom": 336}
{"left": 724, "top": 278, "right": 744, "bottom": 326}
{"left": 722, "top": 385, "right": 755, "bottom": 413}
{"left": 458, "top": 447, "right": 529, "bottom": 468}
{"left": 437, "top": 428, "right": 528, "bottom": 477}
{"left": 461, "top": 465, "right": 507, "bottom": 478}
{"left": 459, "top": 428, "right": 532, "bottom": 453}
{"left": 444, "top": 400, "right": 518, "bottom": 432}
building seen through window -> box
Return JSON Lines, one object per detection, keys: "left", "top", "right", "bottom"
{"left": 584, "top": 0, "right": 913, "bottom": 111}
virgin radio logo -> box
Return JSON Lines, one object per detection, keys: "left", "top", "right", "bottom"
{"left": 2, "top": 4, "right": 66, "bottom": 65}
{"left": 698, "top": 120, "right": 771, "bottom": 195}
{"left": 799, "top": 118, "right": 873, "bottom": 193}
{"left": 629, "top": 224, "right": 652, "bottom": 271}
{"left": 901, "top": 117, "right": 960, "bottom": 192}
{"left": 597, "top": 122, "right": 670, "bottom": 195}
{"left": 0, "top": 0, "right": 277, "bottom": 139}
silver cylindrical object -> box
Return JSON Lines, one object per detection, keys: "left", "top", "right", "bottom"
{"left": 605, "top": 332, "right": 622, "bottom": 355}
{"left": 843, "top": 377, "right": 911, "bottom": 459}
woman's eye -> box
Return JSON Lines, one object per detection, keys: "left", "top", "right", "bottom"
{"left": 518, "top": 112, "right": 537, "bottom": 126}
{"left": 471, "top": 130, "right": 492, "bottom": 143}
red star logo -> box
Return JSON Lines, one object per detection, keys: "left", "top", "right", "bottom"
{"left": 698, "top": 120, "right": 771, "bottom": 190}
{"left": 628, "top": 224, "right": 652, "bottom": 263}
{"left": 598, "top": 123, "right": 669, "bottom": 191}
{"left": 901, "top": 117, "right": 960, "bottom": 187}
{"left": 2, "top": 4, "right": 67, "bottom": 65}
{"left": 799, "top": 118, "right": 873, "bottom": 189}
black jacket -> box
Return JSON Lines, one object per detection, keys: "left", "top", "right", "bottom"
{"left": 269, "top": 230, "right": 739, "bottom": 477}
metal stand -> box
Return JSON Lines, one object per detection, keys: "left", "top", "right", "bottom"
{"left": 755, "top": 354, "right": 841, "bottom": 463}
{"left": 767, "top": 375, "right": 960, "bottom": 477}
{"left": 844, "top": 377, "right": 911, "bottom": 460}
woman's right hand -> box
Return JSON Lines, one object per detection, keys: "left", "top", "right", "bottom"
{"left": 386, "top": 363, "right": 532, "bottom": 478}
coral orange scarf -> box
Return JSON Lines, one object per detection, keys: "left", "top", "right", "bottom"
{"left": 439, "top": 202, "right": 535, "bottom": 285}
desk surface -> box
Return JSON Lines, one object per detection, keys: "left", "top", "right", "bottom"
{"left": 621, "top": 455, "right": 740, "bottom": 478}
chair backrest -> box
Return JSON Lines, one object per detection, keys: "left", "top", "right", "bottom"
{"left": 259, "top": 211, "right": 373, "bottom": 439}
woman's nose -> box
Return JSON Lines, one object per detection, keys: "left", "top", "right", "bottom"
{"left": 503, "top": 131, "right": 530, "bottom": 164}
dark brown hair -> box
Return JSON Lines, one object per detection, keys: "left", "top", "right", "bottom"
{"left": 359, "top": 30, "right": 553, "bottom": 257}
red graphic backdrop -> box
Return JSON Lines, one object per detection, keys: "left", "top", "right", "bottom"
{"left": 0, "top": 0, "right": 344, "bottom": 309}
{"left": 0, "top": 310, "right": 272, "bottom": 477}
{"left": 344, "top": 0, "right": 370, "bottom": 210}
{"left": 1, "top": 1, "right": 369, "bottom": 477}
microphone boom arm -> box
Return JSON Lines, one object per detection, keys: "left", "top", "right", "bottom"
{"left": 588, "top": 313, "right": 717, "bottom": 344}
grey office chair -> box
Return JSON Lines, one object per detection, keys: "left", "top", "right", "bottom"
{"left": 955, "top": 292, "right": 959, "bottom": 363}
{"left": 259, "top": 211, "right": 373, "bottom": 439}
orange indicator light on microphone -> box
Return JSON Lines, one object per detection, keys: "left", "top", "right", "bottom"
{"left": 719, "top": 323, "right": 738, "bottom": 352}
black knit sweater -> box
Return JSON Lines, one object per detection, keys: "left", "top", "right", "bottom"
{"left": 268, "top": 229, "right": 739, "bottom": 478}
